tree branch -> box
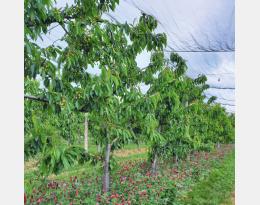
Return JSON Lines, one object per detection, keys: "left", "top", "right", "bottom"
{"left": 24, "top": 95, "right": 48, "bottom": 103}
{"left": 25, "top": 6, "right": 79, "bottom": 27}
{"left": 24, "top": 94, "right": 91, "bottom": 113}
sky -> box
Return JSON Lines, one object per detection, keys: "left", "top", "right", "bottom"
{"left": 37, "top": 0, "right": 235, "bottom": 112}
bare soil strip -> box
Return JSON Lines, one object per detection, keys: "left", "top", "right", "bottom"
{"left": 113, "top": 147, "right": 147, "bottom": 157}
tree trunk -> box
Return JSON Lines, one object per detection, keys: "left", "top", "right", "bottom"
{"left": 151, "top": 153, "right": 158, "bottom": 175}
{"left": 97, "top": 144, "right": 101, "bottom": 153}
{"left": 187, "top": 153, "right": 191, "bottom": 161}
{"left": 102, "top": 143, "right": 111, "bottom": 193}
{"left": 84, "top": 113, "right": 89, "bottom": 152}
{"left": 175, "top": 154, "right": 178, "bottom": 164}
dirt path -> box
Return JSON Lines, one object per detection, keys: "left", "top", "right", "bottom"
{"left": 113, "top": 147, "right": 147, "bottom": 157}
{"left": 24, "top": 158, "right": 38, "bottom": 172}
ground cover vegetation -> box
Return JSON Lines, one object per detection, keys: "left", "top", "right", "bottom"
{"left": 25, "top": 0, "right": 235, "bottom": 204}
{"left": 180, "top": 149, "right": 235, "bottom": 205}
{"left": 25, "top": 145, "right": 234, "bottom": 204}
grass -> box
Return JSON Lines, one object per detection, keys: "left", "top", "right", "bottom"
{"left": 24, "top": 144, "right": 149, "bottom": 194}
{"left": 24, "top": 142, "right": 148, "bottom": 184}
{"left": 25, "top": 144, "right": 235, "bottom": 204}
{"left": 221, "top": 192, "right": 235, "bottom": 205}
{"left": 87, "top": 141, "right": 147, "bottom": 155}
{"left": 24, "top": 143, "right": 235, "bottom": 200}
{"left": 181, "top": 149, "right": 235, "bottom": 205}
{"left": 48, "top": 148, "right": 148, "bottom": 181}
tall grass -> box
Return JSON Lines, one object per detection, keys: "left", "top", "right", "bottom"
{"left": 181, "top": 150, "right": 235, "bottom": 205}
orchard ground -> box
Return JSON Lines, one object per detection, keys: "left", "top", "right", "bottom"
{"left": 25, "top": 143, "right": 234, "bottom": 205}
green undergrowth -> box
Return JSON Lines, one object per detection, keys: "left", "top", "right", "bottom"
{"left": 24, "top": 143, "right": 148, "bottom": 184}
{"left": 25, "top": 145, "right": 234, "bottom": 204}
{"left": 221, "top": 192, "right": 235, "bottom": 205}
{"left": 180, "top": 150, "right": 235, "bottom": 205}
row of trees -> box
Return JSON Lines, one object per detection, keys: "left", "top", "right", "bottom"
{"left": 25, "top": 0, "right": 234, "bottom": 193}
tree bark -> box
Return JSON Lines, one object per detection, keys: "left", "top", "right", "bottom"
{"left": 175, "top": 154, "right": 178, "bottom": 164}
{"left": 24, "top": 95, "right": 48, "bottom": 103}
{"left": 97, "top": 144, "right": 101, "bottom": 153}
{"left": 84, "top": 113, "right": 89, "bottom": 152}
{"left": 151, "top": 153, "right": 158, "bottom": 176}
{"left": 102, "top": 143, "right": 111, "bottom": 193}
{"left": 187, "top": 152, "right": 191, "bottom": 161}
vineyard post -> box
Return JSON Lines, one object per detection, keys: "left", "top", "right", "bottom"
{"left": 97, "top": 144, "right": 101, "bottom": 153}
{"left": 84, "top": 113, "right": 89, "bottom": 152}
